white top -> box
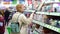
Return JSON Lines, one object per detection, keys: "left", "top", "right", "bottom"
{"left": 12, "top": 12, "right": 33, "bottom": 34}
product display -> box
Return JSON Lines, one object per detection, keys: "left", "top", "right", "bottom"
{"left": 32, "top": 1, "right": 60, "bottom": 33}
{"left": 27, "top": 23, "right": 44, "bottom": 34}
{"left": 33, "top": 14, "right": 43, "bottom": 22}
{"left": 33, "top": 14, "right": 37, "bottom": 20}
{"left": 1, "top": 0, "right": 60, "bottom": 34}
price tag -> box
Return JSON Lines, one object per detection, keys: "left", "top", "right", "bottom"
{"left": 54, "top": 28, "right": 58, "bottom": 31}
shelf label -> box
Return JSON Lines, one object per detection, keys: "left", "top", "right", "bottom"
{"left": 50, "top": 13, "right": 60, "bottom": 16}
{"left": 0, "top": 0, "right": 2, "bottom": 4}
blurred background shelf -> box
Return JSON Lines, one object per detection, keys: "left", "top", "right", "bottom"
{"left": 33, "top": 20, "right": 60, "bottom": 33}
{"left": 25, "top": 10, "right": 60, "bottom": 16}
{"left": 36, "top": 12, "right": 60, "bottom": 16}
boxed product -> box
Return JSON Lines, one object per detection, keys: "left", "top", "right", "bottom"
{"left": 53, "top": 4, "right": 60, "bottom": 12}
{"left": 55, "top": 7, "right": 60, "bottom": 12}
{"left": 33, "top": 14, "right": 37, "bottom": 20}
{"left": 44, "top": 5, "right": 53, "bottom": 12}
{"left": 36, "top": 14, "right": 43, "bottom": 22}
{"left": 58, "top": 21, "right": 60, "bottom": 28}
{"left": 42, "top": 15, "right": 50, "bottom": 24}
{"left": 33, "top": 26, "right": 44, "bottom": 34}
{"left": 50, "top": 19, "right": 57, "bottom": 26}
{"left": 56, "top": 20, "right": 60, "bottom": 28}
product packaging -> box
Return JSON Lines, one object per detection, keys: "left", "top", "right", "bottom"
{"left": 33, "top": 14, "right": 37, "bottom": 20}
{"left": 42, "top": 15, "right": 49, "bottom": 24}
{"left": 56, "top": 7, "right": 60, "bottom": 13}
{"left": 56, "top": 21, "right": 60, "bottom": 28}
{"left": 33, "top": 26, "right": 44, "bottom": 34}
{"left": 36, "top": 14, "right": 42, "bottom": 22}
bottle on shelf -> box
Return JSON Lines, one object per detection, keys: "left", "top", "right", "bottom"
{"left": 49, "top": 19, "right": 57, "bottom": 26}
{"left": 54, "top": 8, "right": 57, "bottom": 12}
{"left": 56, "top": 20, "right": 60, "bottom": 28}
{"left": 42, "top": 15, "right": 50, "bottom": 24}
{"left": 33, "top": 14, "right": 37, "bottom": 20}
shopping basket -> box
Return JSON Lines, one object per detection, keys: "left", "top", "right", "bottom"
{"left": 7, "top": 27, "right": 11, "bottom": 34}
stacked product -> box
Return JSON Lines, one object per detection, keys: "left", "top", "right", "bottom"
{"left": 42, "top": 4, "right": 60, "bottom": 13}
{"left": 33, "top": 24, "right": 44, "bottom": 34}
{"left": 33, "top": 14, "right": 43, "bottom": 22}
{"left": 42, "top": 15, "right": 60, "bottom": 28}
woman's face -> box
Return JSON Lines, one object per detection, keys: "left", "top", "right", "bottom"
{"left": 21, "top": 5, "right": 25, "bottom": 12}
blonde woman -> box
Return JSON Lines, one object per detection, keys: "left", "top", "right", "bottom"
{"left": 11, "top": 4, "right": 34, "bottom": 34}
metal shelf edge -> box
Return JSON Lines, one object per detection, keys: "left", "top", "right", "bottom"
{"left": 33, "top": 20, "right": 60, "bottom": 33}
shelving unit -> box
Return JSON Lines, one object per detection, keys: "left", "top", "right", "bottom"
{"left": 25, "top": 10, "right": 60, "bottom": 16}
{"left": 33, "top": 20, "right": 60, "bottom": 33}
{"left": 36, "top": 12, "right": 49, "bottom": 15}
{"left": 36, "top": 12, "right": 60, "bottom": 16}
{"left": 45, "top": 2, "right": 60, "bottom": 4}
{"left": 49, "top": 12, "right": 60, "bottom": 16}
{"left": 32, "top": 11, "right": 60, "bottom": 33}
{"left": 25, "top": 10, "right": 35, "bottom": 12}
{"left": 26, "top": 0, "right": 60, "bottom": 33}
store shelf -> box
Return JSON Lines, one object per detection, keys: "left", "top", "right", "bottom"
{"left": 25, "top": 10, "right": 35, "bottom": 12}
{"left": 35, "top": 12, "right": 49, "bottom": 15}
{"left": 45, "top": 2, "right": 60, "bottom": 4}
{"left": 33, "top": 20, "right": 60, "bottom": 33}
{"left": 49, "top": 12, "right": 60, "bottom": 16}
{"left": 25, "top": 10, "right": 60, "bottom": 16}
{"left": 36, "top": 12, "right": 60, "bottom": 16}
